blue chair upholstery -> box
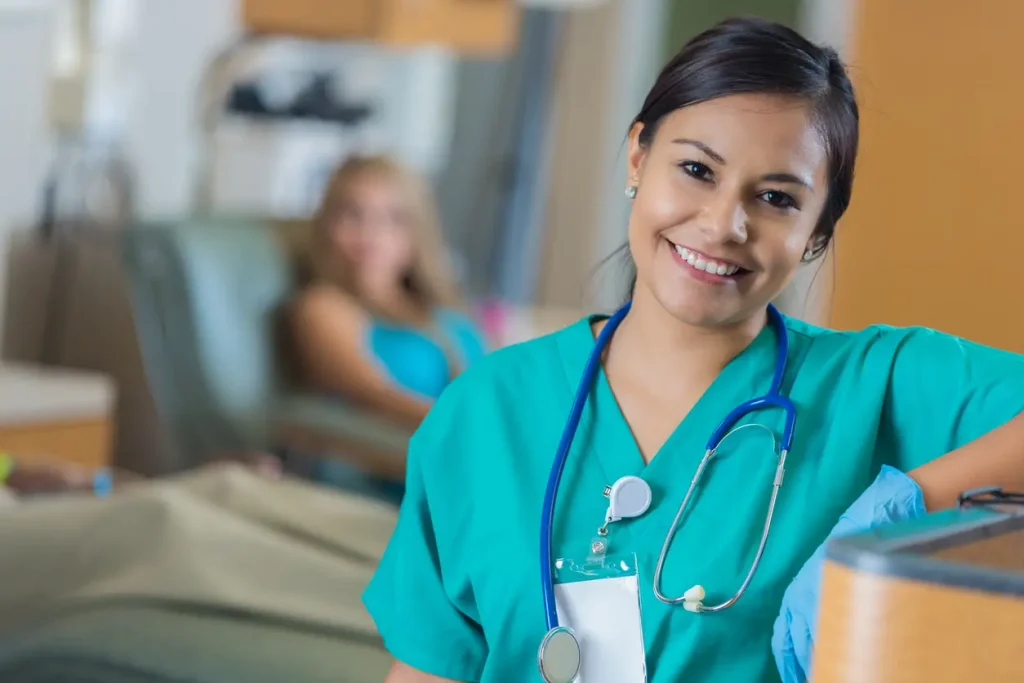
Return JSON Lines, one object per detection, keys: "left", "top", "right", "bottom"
{"left": 121, "top": 218, "right": 411, "bottom": 476}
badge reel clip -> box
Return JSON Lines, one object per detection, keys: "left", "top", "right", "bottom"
{"left": 539, "top": 476, "right": 652, "bottom": 683}
{"left": 590, "top": 476, "right": 652, "bottom": 559}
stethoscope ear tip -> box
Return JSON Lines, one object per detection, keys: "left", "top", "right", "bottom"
{"left": 682, "top": 584, "right": 705, "bottom": 613}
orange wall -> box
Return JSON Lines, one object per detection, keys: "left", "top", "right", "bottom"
{"left": 830, "top": 1, "right": 1024, "bottom": 352}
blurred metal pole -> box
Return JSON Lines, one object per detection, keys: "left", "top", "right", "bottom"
{"left": 191, "top": 35, "right": 267, "bottom": 215}
{"left": 491, "top": 8, "right": 564, "bottom": 304}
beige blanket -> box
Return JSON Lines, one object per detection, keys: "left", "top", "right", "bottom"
{"left": 0, "top": 465, "right": 400, "bottom": 682}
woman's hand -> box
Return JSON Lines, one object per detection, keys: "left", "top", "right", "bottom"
{"left": 771, "top": 466, "right": 927, "bottom": 682}
{"left": 6, "top": 460, "right": 101, "bottom": 494}
{"left": 5, "top": 460, "right": 144, "bottom": 496}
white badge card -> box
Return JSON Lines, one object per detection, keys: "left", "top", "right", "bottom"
{"left": 553, "top": 551, "right": 647, "bottom": 683}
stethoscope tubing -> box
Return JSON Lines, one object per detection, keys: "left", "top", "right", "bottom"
{"left": 540, "top": 301, "right": 632, "bottom": 630}
{"left": 540, "top": 301, "right": 793, "bottom": 630}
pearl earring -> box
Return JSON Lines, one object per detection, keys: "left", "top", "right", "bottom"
{"left": 625, "top": 185, "right": 637, "bottom": 199}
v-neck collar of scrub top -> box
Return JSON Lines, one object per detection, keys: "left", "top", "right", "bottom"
{"left": 553, "top": 311, "right": 790, "bottom": 548}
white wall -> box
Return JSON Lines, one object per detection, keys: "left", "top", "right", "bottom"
{"left": 0, "top": 0, "right": 459, "bottom": 224}
{"left": 128, "top": 0, "right": 241, "bottom": 218}
{"left": 128, "top": 0, "right": 455, "bottom": 219}
{"left": 0, "top": 3, "right": 58, "bottom": 339}
{"left": 0, "top": 3, "right": 57, "bottom": 229}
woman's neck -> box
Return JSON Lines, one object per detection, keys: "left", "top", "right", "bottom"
{"left": 356, "top": 280, "right": 430, "bottom": 325}
{"left": 604, "top": 287, "right": 767, "bottom": 391}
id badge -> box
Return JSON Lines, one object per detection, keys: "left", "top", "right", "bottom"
{"left": 553, "top": 547, "right": 647, "bottom": 683}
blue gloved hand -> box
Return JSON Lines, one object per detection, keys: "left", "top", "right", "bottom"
{"left": 772, "top": 465, "right": 927, "bottom": 682}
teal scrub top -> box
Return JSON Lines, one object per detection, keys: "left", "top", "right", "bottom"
{"left": 363, "top": 312, "right": 1024, "bottom": 682}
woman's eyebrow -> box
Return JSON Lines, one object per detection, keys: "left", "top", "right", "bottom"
{"left": 672, "top": 138, "right": 725, "bottom": 164}
{"left": 762, "top": 172, "right": 813, "bottom": 191}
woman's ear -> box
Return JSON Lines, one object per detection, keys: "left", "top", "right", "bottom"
{"left": 627, "top": 122, "right": 647, "bottom": 187}
{"left": 801, "top": 234, "right": 830, "bottom": 263}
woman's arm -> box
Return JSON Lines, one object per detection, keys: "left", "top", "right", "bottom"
{"left": 384, "top": 662, "right": 461, "bottom": 683}
{"left": 908, "top": 411, "right": 1024, "bottom": 511}
{"left": 290, "top": 287, "right": 431, "bottom": 430}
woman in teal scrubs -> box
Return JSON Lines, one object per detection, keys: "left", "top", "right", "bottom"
{"left": 364, "top": 17, "right": 1024, "bottom": 683}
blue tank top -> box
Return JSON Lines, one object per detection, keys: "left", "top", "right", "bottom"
{"left": 314, "top": 308, "right": 487, "bottom": 502}
{"left": 367, "top": 308, "right": 488, "bottom": 399}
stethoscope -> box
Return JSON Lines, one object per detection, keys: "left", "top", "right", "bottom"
{"left": 537, "top": 301, "right": 796, "bottom": 683}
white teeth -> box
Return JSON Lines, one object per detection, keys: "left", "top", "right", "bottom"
{"left": 672, "top": 244, "right": 740, "bottom": 277}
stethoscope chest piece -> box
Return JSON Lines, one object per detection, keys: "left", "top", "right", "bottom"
{"left": 538, "top": 626, "right": 581, "bottom": 683}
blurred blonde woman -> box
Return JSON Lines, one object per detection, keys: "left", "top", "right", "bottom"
{"left": 289, "top": 154, "right": 488, "bottom": 444}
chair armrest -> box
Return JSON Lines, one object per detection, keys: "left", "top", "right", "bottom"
{"left": 271, "top": 394, "right": 414, "bottom": 482}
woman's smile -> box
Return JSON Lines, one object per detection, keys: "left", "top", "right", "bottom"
{"left": 666, "top": 239, "right": 752, "bottom": 284}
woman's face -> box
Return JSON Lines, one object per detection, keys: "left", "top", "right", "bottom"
{"left": 327, "top": 173, "right": 415, "bottom": 289}
{"left": 626, "top": 93, "right": 829, "bottom": 328}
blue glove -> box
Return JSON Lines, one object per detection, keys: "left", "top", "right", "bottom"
{"left": 772, "top": 465, "right": 927, "bottom": 682}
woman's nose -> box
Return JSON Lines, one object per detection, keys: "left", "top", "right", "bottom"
{"left": 698, "top": 192, "right": 748, "bottom": 243}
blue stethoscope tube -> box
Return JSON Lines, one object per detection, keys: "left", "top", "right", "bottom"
{"left": 539, "top": 301, "right": 795, "bottom": 632}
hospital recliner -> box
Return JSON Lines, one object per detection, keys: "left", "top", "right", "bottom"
{"left": 120, "top": 216, "right": 412, "bottom": 480}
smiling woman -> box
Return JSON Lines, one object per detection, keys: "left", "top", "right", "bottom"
{"left": 620, "top": 25, "right": 855, "bottom": 332}
{"left": 367, "top": 16, "right": 1024, "bottom": 683}
{"left": 627, "top": 95, "right": 829, "bottom": 328}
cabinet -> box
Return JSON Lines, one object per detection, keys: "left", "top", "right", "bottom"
{"left": 242, "top": 0, "right": 519, "bottom": 53}
{"left": 0, "top": 363, "right": 114, "bottom": 469}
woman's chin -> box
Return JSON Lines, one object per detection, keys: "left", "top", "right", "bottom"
{"left": 648, "top": 285, "right": 742, "bottom": 329}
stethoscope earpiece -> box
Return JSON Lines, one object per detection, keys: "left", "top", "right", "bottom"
{"left": 682, "top": 585, "right": 705, "bottom": 613}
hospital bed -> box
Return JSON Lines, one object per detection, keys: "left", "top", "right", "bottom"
{"left": 0, "top": 466, "right": 398, "bottom": 682}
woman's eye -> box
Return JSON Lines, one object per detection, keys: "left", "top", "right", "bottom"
{"left": 759, "top": 190, "right": 799, "bottom": 210}
{"left": 680, "top": 161, "right": 713, "bottom": 182}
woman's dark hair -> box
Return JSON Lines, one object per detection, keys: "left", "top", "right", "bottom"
{"left": 623, "top": 16, "right": 858, "bottom": 274}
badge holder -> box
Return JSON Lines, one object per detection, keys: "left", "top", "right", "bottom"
{"left": 548, "top": 476, "right": 651, "bottom": 683}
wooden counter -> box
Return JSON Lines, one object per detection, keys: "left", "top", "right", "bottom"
{"left": 813, "top": 507, "right": 1024, "bottom": 682}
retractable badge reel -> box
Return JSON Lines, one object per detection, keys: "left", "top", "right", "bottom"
{"left": 603, "top": 476, "right": 652, "bottom": 532}
{"left": 540, "top": 476, "right": 652, "bottom": 683}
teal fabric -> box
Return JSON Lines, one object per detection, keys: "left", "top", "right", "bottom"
{"left": 362, "top": 313, "right": 1024, "bottom": 682}
{"left": 368, "top": 308, "right": 490, "bottom": 400}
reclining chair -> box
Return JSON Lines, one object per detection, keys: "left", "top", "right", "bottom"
{"left": 120, "top": 217, "right": 412, "bottom": 482}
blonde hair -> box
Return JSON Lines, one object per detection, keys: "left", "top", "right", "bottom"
{"left": 306, "top": 154, "right": 460, "bottom": 314}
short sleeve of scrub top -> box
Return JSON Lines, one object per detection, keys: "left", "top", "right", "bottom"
{"left": 877, "top": 326, "right": 1024, "bottom": 471}
{"left": 362, "top": 378, "right": 489, "bottom": 681}
{"left": 363, "top": 316, "right": 1024, "bottom": 683}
